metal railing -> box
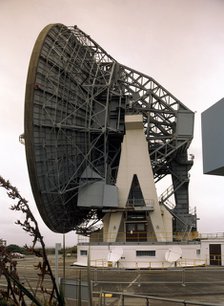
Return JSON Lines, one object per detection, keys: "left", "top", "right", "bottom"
{"left": 78, "top": 230, "right": 176, "bottom": 243}
{"left": 126, "top": 198, "right": 154, "bottom": 208}
{"left": 78, "top": 231, "right": 224, "bottom": 244}
{"left": 59, "top": 267, "right": 224, "bottom": 306}
{"left": 88, "top": 258, "right": 209, "bottom": 269}
{"left": 199, "top": 232, "right": 224, "bottom": 239}
{"left": 96, "top": 290, "right": 222, "bottom": 306}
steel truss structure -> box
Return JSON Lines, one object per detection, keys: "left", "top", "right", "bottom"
{"left": 25, "top": 24, "right": 196, "bottom": 233}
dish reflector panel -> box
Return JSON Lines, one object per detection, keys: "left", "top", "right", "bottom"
{"left": 108, "top": 247, "right": 123, "bottom": 262}
{"left": 165, "top": 246, "right": 182, "bottom": 262}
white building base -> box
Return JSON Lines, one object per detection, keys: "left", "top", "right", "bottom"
{"left": 74, "top": 236, "right": 224, "bottom": 269}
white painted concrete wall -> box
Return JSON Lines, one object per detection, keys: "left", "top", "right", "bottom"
{"left": 75, "top": 240, "right": 224, "bottom": 269}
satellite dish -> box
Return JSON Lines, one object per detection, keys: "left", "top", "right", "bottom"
{"left": 24, "top": 23, "right": 194, "bottom": 233}
{"left": 107, "top": 247, "right": 123, "bottom": 262}
{"left": 165, "top": 246, "right": 182, "bottom": 262}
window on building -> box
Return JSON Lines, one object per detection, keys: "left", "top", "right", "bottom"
{"left": 80, "top": 250, "right": 88, "bottom": 256}
{"left": 196, "top": 249, "right": 201, "bottom": 255}
{"left": 136, "top": 250, "right": 156, "bottom": 256}
{"left": 126, "top": 222, "right": 147, "bottom": 242}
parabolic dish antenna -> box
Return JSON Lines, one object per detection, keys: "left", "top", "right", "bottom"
{"left": 107, "top": 247, "right": 123, "bottom": 262}
{"left": 24, "top": 23, "right": 194, "bottom": 234}
{"left": 165, "top": 246, "right": 182, "bottom": 263}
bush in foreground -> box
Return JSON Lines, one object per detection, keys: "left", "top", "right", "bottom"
{"left": 0, "top": 175, "right": 65, "bottom": 306}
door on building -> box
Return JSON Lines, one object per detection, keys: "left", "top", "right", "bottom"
{"left": 209, "top": 244, "right": 221, "bottom": 266}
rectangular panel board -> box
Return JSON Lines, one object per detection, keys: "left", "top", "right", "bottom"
{"left": 201, "top": 98, "right": 224, "bottom": 175}
{"left": 176, "top": 111, "right": 194, "bottom": 137}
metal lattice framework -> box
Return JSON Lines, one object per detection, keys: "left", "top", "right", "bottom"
{"left": 25, "top": 24, "right": 195, "bottom": 233}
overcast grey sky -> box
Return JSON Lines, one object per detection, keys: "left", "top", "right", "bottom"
{"left": 1, "top": 0, "right": 224, "bottom": 247}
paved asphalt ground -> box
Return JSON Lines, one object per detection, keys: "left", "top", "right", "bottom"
{"left": 8, "top": 256, "right": 224, "bottom": 305}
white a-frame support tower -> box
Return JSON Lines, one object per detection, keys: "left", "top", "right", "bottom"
{"left": 103, "top": 115, "right": 173, "bottom": 243}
